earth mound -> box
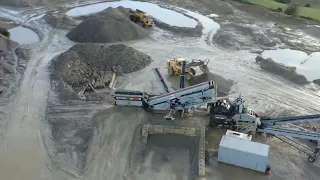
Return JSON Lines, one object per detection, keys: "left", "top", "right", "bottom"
{"left": 43, "top": 12, "right": 78, "bottom": 30}
{"left": 66, "top": 7, "right": 149, "bottom": 43}
{"left": 0, "top": 37, "right": 19, "bottom": 95}
{"left": 51, "top": 43, "right": 152, "bottom": 89}
{"left": 255, "top": 55, "right": 309, "bottom": 85}
{"left": 189, "top": 72, "right": 233, "bottom": 97}
{"left": 313, "top": 79, "right": 320, "bottom": 86}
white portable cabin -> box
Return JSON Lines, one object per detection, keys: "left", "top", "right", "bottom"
{"left": 218, "top": 135, "right": 270, "bottom": 173}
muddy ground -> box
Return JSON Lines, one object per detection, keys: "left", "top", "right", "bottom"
{"left": 0, "top": 0, "right": 320, "bottom": 180}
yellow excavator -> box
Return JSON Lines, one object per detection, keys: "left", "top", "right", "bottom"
{"left": 129, "top": 9, "right": 153, "bottom": 27}
{"left": 166, "top": 58, "right": 210, "bottom": 80}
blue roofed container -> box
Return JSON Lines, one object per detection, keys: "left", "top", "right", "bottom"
{"left": 218, "top": 135, "right": 270, "bottom": 173}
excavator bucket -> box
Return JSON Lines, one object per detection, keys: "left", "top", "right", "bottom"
{"left": 198, "top": 59, "right": 210, "bottom": 74}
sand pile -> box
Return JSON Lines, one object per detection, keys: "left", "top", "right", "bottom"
{"left": 66, "top": 7, "right": 149, "bottom": 43}
{"left": 51, "top": 43, "right": 152, "bottom": 88}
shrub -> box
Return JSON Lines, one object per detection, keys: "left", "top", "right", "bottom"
{"left": 0, "top": 27, "right": 10, "bottom": 38}
{"left": 276, "top": 7, "right": 283, "bottom": 12}
{"left": 305, "top": 4, "right": 311, "bottom": 7}
{"left": 284, "top": 5, "right": 298, "bottom": 16}
{"left": 275, "top": 0, "right": 291, "bottom": 4}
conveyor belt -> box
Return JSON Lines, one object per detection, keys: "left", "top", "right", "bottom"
{"left": 258, "top": 127, "right": 320, "bottom": 141}
{"left": 260, "top": 114, "right": 320, "bottom": 125}
{"left": 153, "top": 68, "right": 170, "bottom": 93}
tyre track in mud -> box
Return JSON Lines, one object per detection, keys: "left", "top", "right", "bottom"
{"left": 0, "top": 22, "right": 74, "bottom": 179}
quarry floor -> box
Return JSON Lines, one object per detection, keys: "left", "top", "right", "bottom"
{"left": 0, "top": 0, "right": 320, "bottom": 180}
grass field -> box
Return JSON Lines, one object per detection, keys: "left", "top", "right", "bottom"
{"left": 244, "top": 0, "right": 320, "bottom": 21}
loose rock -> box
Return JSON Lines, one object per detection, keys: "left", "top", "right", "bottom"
{"left": 51, "top": 43, "right": 152, "bottom": 89}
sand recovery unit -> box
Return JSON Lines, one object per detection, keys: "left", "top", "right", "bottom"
{"left": 112, "top": 62, "right": 320, "bottom": 162}
{"left": 208, "top": 97, "right": 320, "bottom": 162}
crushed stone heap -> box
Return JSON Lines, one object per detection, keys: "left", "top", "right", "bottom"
{"left": 52, "top": 43, "right": 152, "bottom": 87}
{"left": 66, "top": 7, "right": 149, "bottom": 43}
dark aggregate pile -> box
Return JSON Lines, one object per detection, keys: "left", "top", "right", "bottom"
{"left": 189, "top": 72, "right": 233, "bottom": 97}
{"left": 313, "top": 79, "right": 320, "bottom": 86}
{"left": 255, "top": 55, "right": 309, "bottom": 85}
{"left": 66, "top": 7, "right": 149, "bottom": 43}
{"left": 51, "top": 43, "right": 152, "bottom": 88}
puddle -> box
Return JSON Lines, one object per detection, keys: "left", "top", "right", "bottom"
{"left": 261, "top": 49, "right": 308, "bottom": 66}
{"left": 262, "top": 49, "right": 320, "bottom": 81}
{"left": 8, "top": 26, "right": 40, "bottom": 45}
{"left": 175, "top": 7, "right": 220, "bottom": 42}
{"left": 299, "top": 52, "right": 320, "bottom": 82}
{"left": 66, "top": 0, "right": 198, "bottom": 28}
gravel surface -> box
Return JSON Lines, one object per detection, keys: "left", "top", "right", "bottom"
{"left": 66, "top": 7, "right": 149, "bottom": 43}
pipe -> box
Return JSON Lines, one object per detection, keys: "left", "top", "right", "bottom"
{"left": 180, "top": 60, "right": 186, "bottom": 89}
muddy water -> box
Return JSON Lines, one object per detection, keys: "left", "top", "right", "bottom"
{"left": 8, "top": 26, "right": 40, "bottom": 44}
{"left": 66, "top": 0, "right": 198, "bottom": 28}
{"left": 262, "top": 49, "right": 320, "bottom": 81}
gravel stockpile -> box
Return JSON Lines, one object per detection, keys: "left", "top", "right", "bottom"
{"left": 66, "top": 7, "right": 149, "bottom": 43}
{"left": 52, "top": 43, "right": 152, "bottom": 87}
{"left": 256, "top": 55, "right": 309, "bottom": 85}
{"left": 189, "top": 72, "right": 233, "bottom": 97}
{"left": 313, "top": 79, "right": 320, "bottom": 86}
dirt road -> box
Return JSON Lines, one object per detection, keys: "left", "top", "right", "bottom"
{"left": 0, "top": 23, "right": 74, "bottom": 179}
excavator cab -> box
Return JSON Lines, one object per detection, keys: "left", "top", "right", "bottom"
{"left": 166, "top": 58, "right": 196, "bottom": 80}
{"left": 129, "top": 9, "right": 153, "bottom": 27}
{"left": 166, "top": 57, "right": 210, "bottom": 81}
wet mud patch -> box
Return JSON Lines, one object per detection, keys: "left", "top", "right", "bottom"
{"left": 43, "top": 102, "right": 149, "bottom": 177}
{"left": 212, "top": 21, "right": 320, "bottom": 54}
{"left": 213, "top": 22, "right": 277, "bottom": 51}
{"left": 136, "top": 134, "right": 199, "bottom": 180}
